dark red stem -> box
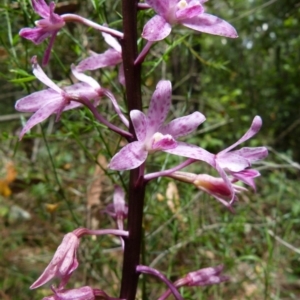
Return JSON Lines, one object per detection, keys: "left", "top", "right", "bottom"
{"left": 119, "top": 0, "right": 145, "bottom": 299}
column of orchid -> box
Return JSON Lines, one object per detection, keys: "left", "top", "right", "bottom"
{"left": 15, "top": 0, "right": 268, "bottom": 299}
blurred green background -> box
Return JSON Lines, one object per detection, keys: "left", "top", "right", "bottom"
{"left": 0, "top": 0, "right": 299, "bottom": 299}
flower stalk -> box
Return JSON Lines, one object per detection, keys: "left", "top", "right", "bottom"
{"left": 119, "top": 0, "right": 146, "bottom": 299}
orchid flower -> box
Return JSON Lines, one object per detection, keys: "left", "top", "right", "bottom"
{"left": 19, "top": 0, "right": 65, "bottom": 65}
{"left": 76, "top": 32, "right": 125, "bottom": 85}
{"left": 15, "top": 57, "right": 101, "bottom": 140}
{"left": 211, "top": 116, "right": 268, "bottom": 204}
{"left": 214, "top": 116, "right": 268, "bottom": 190}
{"left": 30, "top": 227, "right": 129, "bottom": 290}
{"left": 109, "top": 80, "right": 206, "bottom": 170}
{"left": 166, "top": 116, "right": 268, "bottom": 203}
{"left": 158, "top": 265, "right": 228, "bottom": 300}
{"left": 30, "top": 232, "right": 80, "bottom": 290}
{"left": 142, "top": 0, "right": 238, "bottom": 41}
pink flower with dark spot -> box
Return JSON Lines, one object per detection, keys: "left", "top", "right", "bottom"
{"left": 109, "top": 80, "right": 205, "bottom": 170}
{"left": 19, "top": 0, "right": 65, "bottom": 65}
{"left": 166, "top": 116, "right": 268, "bottom": 205}
{"left": 15, "top": 57, "right": 101, "bottom": 140}
{"left": 142, "top": 0, "right": 237, "bottom": 41}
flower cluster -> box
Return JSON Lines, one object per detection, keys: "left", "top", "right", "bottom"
{"left": 15, "top": 0, "right": 268, "bottom": 299}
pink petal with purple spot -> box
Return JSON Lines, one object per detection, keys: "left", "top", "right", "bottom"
{"left": 152, "top": 135, "right": 177, "bottom": 150}
{"left": 181, "top": 13, "right": 238, "bottom": 38}
{"left": 147, "top": 80, "right": 172, "bottom": 135}
{"left": 109, "top": 141, "right": 147, "bottom": 171}
{"left": 164, "top": 141, "right": 215, "bottom": 166}
{"left": 131, "top": 110, "right": 148, "bottom": 142}
{"left": 160, "top": 111, "right": 205, "bottom": 138}
{"left": 142, "top": 15, "right": 172, "bottom": 41}
{"left": 216, "top": 152, "right": 250, "bottom": 172}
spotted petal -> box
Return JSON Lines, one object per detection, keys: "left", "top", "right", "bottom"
{"left": 109, "top": 141, "right": 147, "bottom": 170}
{"left": 165, "top": 142, "right": 215, "bottom": 166}
{"left": 181, "top": 13, "right": 238, "bottom": 38}
{"left": 152, "top": 134, "right": 177, "bottom": 150}
{"left": 131, "top": 110, "right": 148, "bottom": 142}
{"left": 216, "top": 152, "right": 250, "bottom": 172}
{"left": 147, "top": 80, "right": 172, "bottom": 135}
{"left": 142, "top": 15, "right": 172, "bottom": 41}
{"left": 160, "top": 111, "right": 205, "bottom": 138}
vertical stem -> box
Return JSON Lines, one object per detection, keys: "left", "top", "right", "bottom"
{"left": 120, "top": 0, "right": 145, "bottom": 299}
{"left": 120, "top": 173, "right": 145, "bottom": 300}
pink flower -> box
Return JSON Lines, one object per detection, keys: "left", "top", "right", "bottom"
{"left": 15, "top": 57, "right": 101, "bottom": 139}
{"left": 142, "top": 0, "right": 237, "bottom": 41}
{"left": 30, "top": 232, "right": 80, "bottom": 289}
{"left": 166, "top": 116, "right": 268, "bottom": 204}
{"left": 109, "top": 80, "right": 205, "bottom": 170}
{"left": 19, "top": 0, "right": 65, "bottom": 65}
{"left": 213, "top": 116, "right": 268, "bottom": 202}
